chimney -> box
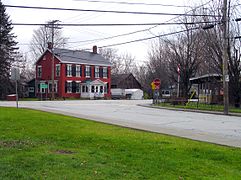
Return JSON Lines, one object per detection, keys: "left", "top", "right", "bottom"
{"left": 47, "top": 42, "right": 53, "bottom": 49}
{"left": 93, "top": 45, "right": 97, "bottom": 54}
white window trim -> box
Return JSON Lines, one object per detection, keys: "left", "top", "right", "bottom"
{"left": 86, "top": 65, "right": 91, "bottom": 78}
{"left": 67, "top": 64, "right": 72, "bottom": 77}
{"left": 37, "top": 65, "right": 42, "bottom": 78}
{"left": 56, "top": 64, "right": 60, "bottom": 77}
{"left": 48, "top": 81, "right": 58, "bottom": 93}
{"left": 103, "top": 67, "right": 108, "bottom": 79}
{"left": 76, "top": 65, "right": 81, "bottom": 77}
{"left": 95, "top": 66, "right": 99, "bottom": 78}
{"left": 76, "top": 82, "right": 81, "bottom": 93}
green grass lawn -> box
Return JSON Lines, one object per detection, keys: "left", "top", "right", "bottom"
{"left": 158, "top": 102, "right": 241, "bottom": 113}
{"left": 0, "top": 107, "right": 241, "bottom": 179}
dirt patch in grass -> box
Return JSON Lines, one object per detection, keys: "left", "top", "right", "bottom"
{"left": 53, "top": 149, "right": 76, "bottom": 155}
{"left": 0, "top": 140, "right": 34, "bottom": 148}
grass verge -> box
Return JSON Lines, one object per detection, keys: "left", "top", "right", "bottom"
{"left": 158, "top": 102, "right": 241, "bottom": 113}
{"left": 0, "top": 107, "right": 241, "bottom": 179}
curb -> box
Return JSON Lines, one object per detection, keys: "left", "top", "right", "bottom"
{"left": 138, "top": 104, "right": 241, "bottom": 117}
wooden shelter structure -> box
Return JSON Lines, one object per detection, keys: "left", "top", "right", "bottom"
{"left": 190, "top": 73, "right": 223, "bottom": 104}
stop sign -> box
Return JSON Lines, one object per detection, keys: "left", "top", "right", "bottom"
{"left": 153, "top": 78, "right": 161, "bottom": 86}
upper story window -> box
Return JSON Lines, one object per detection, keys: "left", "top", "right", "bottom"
{"left": 37, "top": 65, "right": 42, "bottom": 78}
{"left": 95, "top": 66, "right": 99, "bottom": 78}
{"left": 67, "top": 64, "right": 72, "bottom": 77}
{"left": 103, "top": 67, "right": 108, "bottom": 78}
{"left": 76, "top": 65, "right": 81, "bottom": 77}
{"left": 56, "top": 64, "right": 60, "bottom": 77}
{"left": 85, "top": 66, "right": 91, "bottom": 78}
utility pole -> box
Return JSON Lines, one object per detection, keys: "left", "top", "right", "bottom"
{"left": 46, "top": 20, "right": 61, "bottom": 100}
{"left": 222, "top": 0, "right": 229, "bottom": 115}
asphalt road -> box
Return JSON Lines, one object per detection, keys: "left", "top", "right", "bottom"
{"left": 1, "top": 100, "right": 241, "bottom": 148}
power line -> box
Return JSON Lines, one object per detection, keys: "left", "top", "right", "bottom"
{"left": 5, "top": 4, "right": 219, "bottom": 17}
{"left": 97, "top": 27, "right": 201, "bottom": 48}
{"left": 73, "top": 0, "right": 194, "bottom": 8}
{"left": 12, "top": 21, "right": 219, "bottom": 27}
{"left": 61, "top": 0, "right": 215, "bottom": 49}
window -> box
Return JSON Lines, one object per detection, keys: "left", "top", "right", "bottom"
{"left": 56, "top": 64, "right": 60, "bottom": 77}
{"left": 37, "top": 65, "right": 42, "bottom": 78}
{"left": 29, "top": 87, "right": 34, "bottom": 93}
{"left": 76, "top": 82, "right": 81, "bottom": 93}
{"left": 100, "top": 86, "right": 103, "bottom": 93}
{"left": 82, "top": 85, "right": 89, "bottom": 93}
{"left": 95, "top": 86, "right": 99, "bottom": 93}
{"left": 103, "top": 67, "right": 107, "bottom": 78}
{"left": 67, "top": 64, "right": 72, "bottom": 77}
{"left": 49, "top": 82, "right": 57, "bottom": 93}
{"left": 91, "top": 85, "right": 95, "bottom": 93}
{"left": 95, "top": 66, "right": 99, "bottom": 78}
{"left": 85, "top": 66, "right": 91, "bottom": 77}
{"left": 82, "top": 86, "right": 86, "bottom": 93}
{"left": 76, "top": 65, "right": 81, "bottom": 77}
{"left": 66, "top": 81, "right": 72, "bottom": 93}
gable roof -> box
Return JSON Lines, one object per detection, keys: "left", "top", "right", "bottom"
{"left": 53, "top": 48, "right": 112, "bottom": 66}
{"left": 111, "top": 73, "right": 132, "bottom": 85}
{"left": 111, "top": 73, "right": 142, "bottom": 88}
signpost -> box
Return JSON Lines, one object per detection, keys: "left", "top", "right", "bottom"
{"left": 151, "top": 78, "right": 161, "bottom": 104}
{"left": 11, "top": 68, "right": 20, "bottom": 108}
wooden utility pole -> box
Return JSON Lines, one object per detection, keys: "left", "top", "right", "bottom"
{"left": 46, "top": 20, "right": 61, "bottom": 100}
{"left": 222, "top": 0, "right": 229, "bottom": 115}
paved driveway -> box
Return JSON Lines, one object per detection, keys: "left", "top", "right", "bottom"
{"left": 1, "top": 100, "right": 241, "bottom": 148}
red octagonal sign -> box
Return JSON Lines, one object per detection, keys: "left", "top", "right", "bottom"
{"left": 153, "top": 78, "right": 161, "bottom": 86}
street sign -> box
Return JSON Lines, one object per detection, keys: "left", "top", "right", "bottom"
{"left": 151, "top": 82, "right": 155, "bottom": 90}
{"left": 40, "top": 83, "right": 48, "bottom": 89}
{"left": 152, "top": 78, "right": 161, "bottom": 90}
{"left": 225, "top": 75, "right": 229, "bottom": 82}
{"left": 153, "top": 78, "right": 161, "bottom": 86}
{"left": 11, "top": 68, "right": 20, "bottom": 81}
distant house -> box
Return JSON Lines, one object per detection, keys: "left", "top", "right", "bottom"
{"left": 35, "top": 45, "right": 112, "bottom": 99}
{"left": 111, "top": 73, "right": 143, "bottom": 99}
{"left": 111, "top": 73, "right": 142, "bottom": 89}
{"left": 190, "top": 73, "right": 222, "bottom": 104}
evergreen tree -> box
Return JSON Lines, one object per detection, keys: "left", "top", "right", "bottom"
{"left": 0, "top": 1, "right": 18, "bottom": 99}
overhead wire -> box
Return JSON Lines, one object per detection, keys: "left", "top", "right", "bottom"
{"left": 73, "top": 0, "right": 194, "bottom": 8}
{"left": 97, "top": 27, "right": 201, "bottom": 48}
{"left": 12, "top": 21, "right": 219, "bottom": 27}
{"left": 65, "top": 0, "right": 215, "bottom": 48}
{"left": 64, "top": 0, "right": 214, "bottom": 41}
{"left": 11, "top": 0, "right": 215, "bottom": 51}
{"left": 5, "top": 4, "right": 220, "bottom": 17}
{"left": 17, "top": 20, "right": 218, "bottom": 46}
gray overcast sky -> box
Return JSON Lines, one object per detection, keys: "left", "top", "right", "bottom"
{"left": 2, "top": 0, "right": 211, "bottom": 63}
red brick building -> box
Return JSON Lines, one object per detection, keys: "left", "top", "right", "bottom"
{"left": 35, "top": 46, "right": 111, "bottom": 99}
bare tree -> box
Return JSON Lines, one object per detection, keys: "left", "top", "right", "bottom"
{"left": 165, "top": 28, "right": 203, "bottom": 99}
{"left": 30, "top": 25, "right": 68, "bottom": 60}
{"left": 99, "top": 48, "right": 136, "bottom": 75}
{"left": 200, "top": 0, "right": 241, "bottom": 106}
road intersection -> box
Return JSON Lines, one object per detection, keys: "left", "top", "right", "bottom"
{"left": 1, "top": 100, "right": 241, "bottom": 148}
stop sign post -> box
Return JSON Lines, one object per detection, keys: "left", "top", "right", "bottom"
{"left": 151, "top": 78, "right": 161, "bottom": 104}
